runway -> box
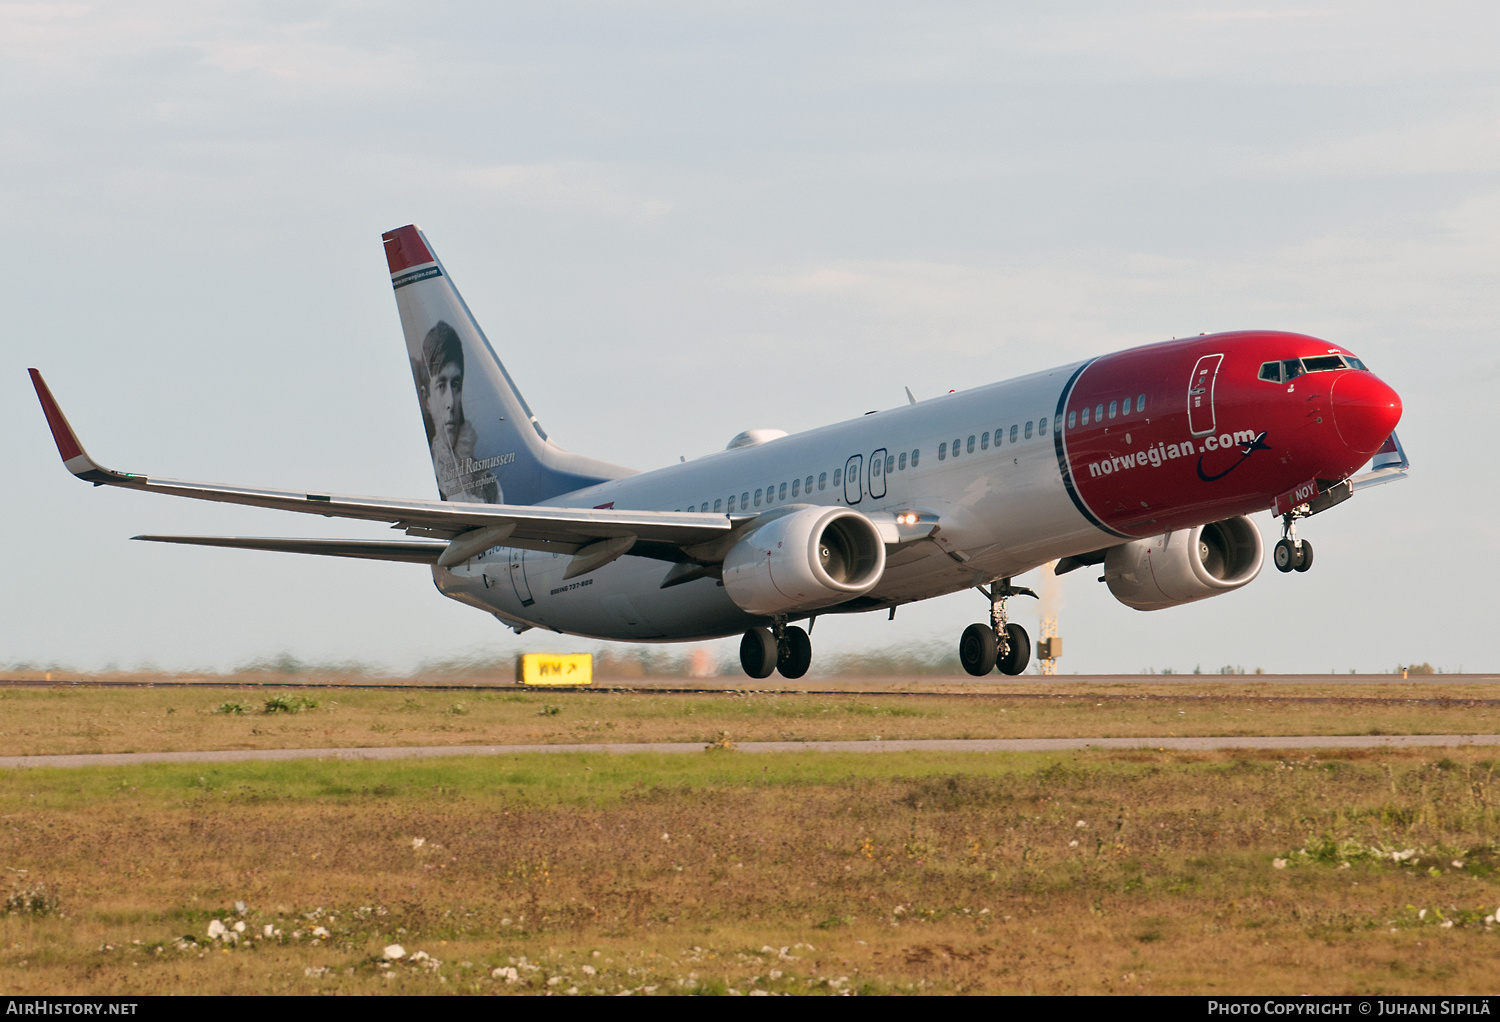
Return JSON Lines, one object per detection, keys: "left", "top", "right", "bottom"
{"left": 3, "top": 733, "right": 1498, "bottom": 769}
{"left": 2, "top": 673, "right": 1496, "bottom": 697}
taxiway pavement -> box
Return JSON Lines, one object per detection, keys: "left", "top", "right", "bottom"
{"left": 3, "top": 733, "right": 1498, "bottom": 769}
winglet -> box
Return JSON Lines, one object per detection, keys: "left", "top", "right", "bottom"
{"left": 28, "top": 370, "right": 140, "bottom": 485}
{"left": 1349, "top": 431, "right": 1409, "bottom": 491}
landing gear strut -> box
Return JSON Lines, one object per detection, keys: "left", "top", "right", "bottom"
{"left": 1273, "top": 513, "right": 1314, "bottom": 574}
{"left": 739, "top": 617, "right": 812, "bottom": 679}
{"left": 959, "top": 579, "right": 1036, "bottom": 677}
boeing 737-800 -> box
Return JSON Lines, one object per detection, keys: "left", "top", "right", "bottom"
{"left": 30, "top": 225, "right": 1408, "bottom": 678}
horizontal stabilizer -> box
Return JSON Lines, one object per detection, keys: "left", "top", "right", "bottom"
{"left": 133, "top": 536, "right": 448, "bottom": 564}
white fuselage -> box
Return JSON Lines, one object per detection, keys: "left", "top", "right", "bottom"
{"left": 437, "top": 361, "right": 1110, "bottom": 641}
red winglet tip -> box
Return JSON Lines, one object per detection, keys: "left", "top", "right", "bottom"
{"left": 28, "top": 369, "right": 84, "bottom": 463}
{"left": 381, "top": 224, "right": 435, "bottom": 275}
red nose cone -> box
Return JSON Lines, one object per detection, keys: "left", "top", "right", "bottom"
{"left": 1330, "top": 371, "right": 1402, "bottom": 455}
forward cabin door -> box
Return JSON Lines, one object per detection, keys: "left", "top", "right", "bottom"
{"left": 1187, "top": 353, "right": 1223, "bottom": 437}
{"left": 843, "top": 454, "right": 863, "bottom": 504}
{"left": 508, "top": 548, "right": 535, "bottom": 607}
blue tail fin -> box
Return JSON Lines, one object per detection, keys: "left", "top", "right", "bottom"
{"left": 382, "top": 225, "right": 633, "bottom": 505}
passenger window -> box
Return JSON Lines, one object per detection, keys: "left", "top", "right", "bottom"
{"left": 952, "top": 437, "right": 961, "bottom": 457}
{"left": 700, "top": 503, "right": 708, "bottom": 513}
{"left": 1039, "top": 417, "right": 1048, "bottom": 436}
{"left": 779, "top": 482, "right": 787, "bottom": 500}
{"left": 1068, "top": 410, "right": 1077, "bottom": 429}
{"left": 818, "top": 473, "right": 826, "bottom": 490}
{"left": 1024, "top": 421, "right": 1033, "bottom": 439}
{"left": 754, "top": 488, "right": 762, "bottom": 507}
{"left": 872, "top": 459, "right": 882, "bottom": 478}
{"left": 885, "top": 455, "right": 894, "bottom": 474}
{"left": 1080, "top": 407, "right": 1089, "bottom": 426}
{"left": 791, "top": 478, "right": 800, "bottom": 497}
{"left": 898, "top": 452, "right": 907, "bottom": 470}
{"left": 806, "top": 476, "right": 814, "bottom": 492}
{"left": 727, "top": 495, "right": 735, "bottom": 512}
{"left": 938, "top": 442, "right": 947, "bottom": 460}
{"left": 1009, "top": 425, "right": 1018, "bottom": 443}
{"left": 1094, "top": 403, "right": 1103, "bottom": 423}
{"left": 967, "top": 435, "right": 976, "bottom": 454}
{"left": 911, "top": 449, "right": 919, "bottom": 467}
{"left": 980, "top": 431, "right": 989, "bottom": 450}
{"left": 1136, "top": 394, "right": 1146, "bottom": 412}
{"left": 834, "top": 468, "right": 842, "bottom": 486}
{"left": 742, "top": 491, "right": 749, "bottom": 507}
{"left": 713, "top": 498, "right": 722, "bottom": 512}
{"left": 1108, "top": 400, "right": 1117, "bottom": 420}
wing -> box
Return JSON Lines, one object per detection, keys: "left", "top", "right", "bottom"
{"left": 30, "top": 370, "right": 735, "bottom": 570}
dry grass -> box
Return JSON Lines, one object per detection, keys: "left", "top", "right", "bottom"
{"left": 0, "top": 748, "right": 1497, "bottom": 994}
{"left": 0, "top": 683, "right": 1497, "bottom": 757}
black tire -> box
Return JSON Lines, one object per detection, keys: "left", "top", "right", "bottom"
{"left": 998, "top": 623, "right": 1031, "bottom": 676}
{"left": 1273, "top": 538, "right": 1296, "bottom": 573}
{"left": 959, "top": 623, "right": 998, "bottom": 676}
{"left": 1294, "top": 539, "right": 1314, "bottom": 573}
{"left": 739, "top": 627, "right": 777, "bottom": 679}
{"left": 777, "top": 626, "right": 813, "bottom": 679}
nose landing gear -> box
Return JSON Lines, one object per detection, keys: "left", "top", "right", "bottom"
{"left": 959, "top": 579, "right": 1036, "bottom": 677}
{"left": 1273, "top": 513, "right": 1314, "bottom": 573}
{"left": 739, "top": 616, "right": 813, "bottom": 679}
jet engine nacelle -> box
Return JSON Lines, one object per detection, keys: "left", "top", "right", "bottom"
{"left": 722, "top": 506, "right": 886, "bottom": 616}
{"left": 1104, "top": 515, "right": 1263, "bottom": 611}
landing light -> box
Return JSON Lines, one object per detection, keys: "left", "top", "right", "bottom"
{"left": 895, "top": 512, "right": 920, "bottom": 525}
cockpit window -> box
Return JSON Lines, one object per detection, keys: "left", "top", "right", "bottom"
{"left": 1263, "top": 354, "right": 1366, "bottom": 382}
{"left": 1302, "top": 355, "right": 1346, "bottom": 373}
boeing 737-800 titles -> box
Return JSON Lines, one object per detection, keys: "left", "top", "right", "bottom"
{"left": 30, "top": 225, "right": 1409, "bottom": 678}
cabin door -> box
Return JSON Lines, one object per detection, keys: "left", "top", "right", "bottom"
{"left": 868, "top": 448, "right": 888, "bottom": 499}
{"left": 508, "top": 548, "right": 535, "bottom": 608}
{"left": 1187, "top": 353, "right": 1223, "bottom": 437}
{"left": 843, "top": 454, "right": 863, "bottom": 504}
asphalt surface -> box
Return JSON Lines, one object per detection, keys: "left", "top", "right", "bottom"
{"left": 3, "top": 733, "right": 1498, "bottom": 769}
{"left": 1, "top": 673, "right": 1494, "bottom": 694}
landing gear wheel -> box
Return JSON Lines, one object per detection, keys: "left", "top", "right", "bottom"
{"left": 959, "top": 623, "right": 998, "bottom": 676}
{"left": 997, "top": 623, "right": 1031, "bottom": 676}
{"left": 1293, "top": 539, "right": 1314, "bottom": 573}
{"left": 777, "top": 626, "right": 812, "bottom": 679}
{"left": 1273, "top": 539, "right": 1296, "bottom": 573}
{"left": 739, "top": 627, "right": 777, "bottom": 679}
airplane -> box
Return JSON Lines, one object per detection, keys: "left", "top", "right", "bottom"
{"left": 29, "top": 225, "right": 1407, "bottom": 680}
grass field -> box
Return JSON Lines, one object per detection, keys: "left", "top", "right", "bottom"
{"left": 0, "top": 682, "right": 1496, "bottom": 757}
{"left": 1, "top": 747, "right": 1497, "bottom": 994}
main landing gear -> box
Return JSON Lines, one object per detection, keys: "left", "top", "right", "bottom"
{"left": 1273, "top": 512, "right": 1314, "bottom": 574}
{"left": 740, "top": 617, "right": 812, "bottom": 680}
{"left": 959, "top": 579, "right": 1036, "bottom": 677}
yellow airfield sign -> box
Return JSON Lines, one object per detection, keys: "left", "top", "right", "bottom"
{"left": 516, "top": 653, "right": 594, "bottom": 686}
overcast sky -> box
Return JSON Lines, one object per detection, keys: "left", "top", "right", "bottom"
{"left": 2, "top": 2, "right": 1496, "bottom": 675}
